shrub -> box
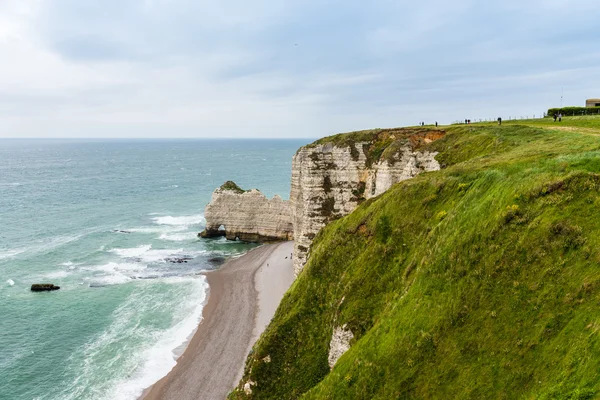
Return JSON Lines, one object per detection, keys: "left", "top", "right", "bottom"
{"left": 547, "top": 107, "right": 600, "bottom": 117}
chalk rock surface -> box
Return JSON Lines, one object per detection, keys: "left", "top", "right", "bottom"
{"left": 200, "top": 181, "right": 294, "bottom": 242}
{"left": 290, "top": 128, "right": 444, "bottom": 274}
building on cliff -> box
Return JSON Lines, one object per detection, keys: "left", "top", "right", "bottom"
{"left": 586, "top": 99, "right": 600, "bottom": 108}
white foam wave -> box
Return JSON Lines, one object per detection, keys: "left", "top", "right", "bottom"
{"left": 152, "top": 214, "right": 205, "bottom": 227}
{"left": 62, "top": 262, "right": 79, "bottom": 270}
{"left": 1, "top": 233, "right": 88, "bottom": 261}
{"left": 0, "top": 249, "right": 26, "bottom": 260}
{"left": 60, "top": 277, "right": 208, "bottom": 400}
{"left": 109, "top": 245, "right": 187, "bottom": 263}
{"left": 158, "top": 232, "right": 198, "bottom": 242}
{"left": 83, "top": 262, "right": 145, "bottom": 286}
{"left": 128, "top": 226, "right": 187, "bottom": 234}
{"left": 43, "top": 270, "right": 70, "bottom": 280}
{"left": 6, "top": 279, "right": 14, "bottom": 286}
{"left": 104, "top": 277, "right": 208, "bottom": 400}
{"left": 89, "top": 273, "right": 132, "bottom": 286}
{"left": 109, "top": 245, "right": 152, "bottom": 258}
{"left": 85, "top": 262, "right": 144, "bottom": 274}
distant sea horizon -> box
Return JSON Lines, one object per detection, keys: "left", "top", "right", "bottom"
{"left": 0, "top": 138, "right": 309, "bottom": 400}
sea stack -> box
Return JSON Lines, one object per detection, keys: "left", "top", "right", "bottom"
{"left": 199, "top": 181, "right": 294, "bottom": 242}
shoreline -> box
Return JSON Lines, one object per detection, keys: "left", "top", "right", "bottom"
{"left": 141, "top": 241, "right": 294, "bottom": 400}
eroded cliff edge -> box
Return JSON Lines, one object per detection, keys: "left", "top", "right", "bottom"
{"left": 291, "top": 127, "right": 444, "bottom": 274}
{"left": 199, "top": 181, "right": 293, "bottom": 242}
{"left": 199, "top": 128, "right": 445, "bottom": 274}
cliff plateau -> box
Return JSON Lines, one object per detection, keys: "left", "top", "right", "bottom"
{"left": 232, "top": 119, "right": 600, "bottom": 400}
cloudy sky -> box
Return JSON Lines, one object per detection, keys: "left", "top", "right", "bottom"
{"left": 1, "top": 0, "right": 599, "bottom": 138}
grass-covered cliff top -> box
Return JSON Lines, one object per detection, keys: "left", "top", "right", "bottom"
{"left": 304, "top": 127, "right": 445, "bottom": 167}
{"left": 232, "top": 115, "right": 600, "bottom": 399}
{"left": 219, "top": 180, "right": 247, "bottom": 194}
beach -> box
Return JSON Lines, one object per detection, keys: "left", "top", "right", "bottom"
{"left": 142, "top": 241, "right": 295, "bottom": 400}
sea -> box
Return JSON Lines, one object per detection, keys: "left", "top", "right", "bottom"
{"left": 0, "top": 139, "right": 308, "bottom": 400}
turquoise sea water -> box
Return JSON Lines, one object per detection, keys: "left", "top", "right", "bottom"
{"left": 0, "top": 139, "right": 307, "bottom": 400}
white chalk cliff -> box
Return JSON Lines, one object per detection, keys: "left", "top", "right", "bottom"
{"left": 200, "top": 181, "right": 293, "bottom": 242}
{"left": 200, "top": 128, "right": 445, "bottom": 275}
{"left": 290, "top": 128, "right": 444, "bottom": 274}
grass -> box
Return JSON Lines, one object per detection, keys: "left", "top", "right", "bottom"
{"left": 307, "top": 127, "right": 445, "bottom": 167}
{"left": 220, "top": 180, "right": 247, "bottom": 194}
{"left": 231, "top": 116, "right": 600, "bottom": 400}
{"left": 476, "top": 115, "right": 600, "bottom": 131}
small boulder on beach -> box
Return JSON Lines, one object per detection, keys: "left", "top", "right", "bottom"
{"left": 31, "top": 284, "right": 60, "bottom": 292}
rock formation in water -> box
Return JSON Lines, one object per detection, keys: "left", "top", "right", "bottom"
{"left": 199, "top": 181, "right": 294, "bottom": 242}
{"left": 31, "top": 284, "right": 60, "bottom": 292}
{"left": 290, "top": 128, "right": 444, "bottom": 274}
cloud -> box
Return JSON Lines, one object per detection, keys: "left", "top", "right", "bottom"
{"left": 0, "top": 0, "right": 599, "bottom": 137}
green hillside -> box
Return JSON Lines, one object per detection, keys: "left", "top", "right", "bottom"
{"left": 232, "top": 116, "right": 600, "bottom": 400}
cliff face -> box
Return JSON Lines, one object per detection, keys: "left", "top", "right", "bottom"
{"left": 291, "top": 128, "right": 444, "bottom": 274}
{"left": 200, "top": 181, "right": 293, "bottom": 242}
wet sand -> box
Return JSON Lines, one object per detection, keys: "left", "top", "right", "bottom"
{"left": 142, "top": 241, "right": 294, "bottom": 400}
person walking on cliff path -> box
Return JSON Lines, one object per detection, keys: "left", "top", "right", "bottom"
{"left": 553, "top": 114, "right": 557, "bottom": 122}
{"left": 498, "top": 117, "right": 502, "bottom": 125}
{"left": 435, "top": 121, "right": 438, "bottom": 127}
{"left": 558, "top": 113, "right": 562, "bottom": 122}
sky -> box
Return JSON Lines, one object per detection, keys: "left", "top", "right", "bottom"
{"left": 1, "top": 0, "right": 599, "bottom": 138}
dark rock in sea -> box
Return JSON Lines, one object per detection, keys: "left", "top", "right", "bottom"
{"left": 31, "top": 284, "right": 60, "bottom": 292}
{"left": 208, "top": 256, "right": 226, "bottom": 264}
{"left": 88, "top": 283, "right": 106, "bottom": 288}
{"left": 165, "top": 256, "right": 194, "bottom": 264}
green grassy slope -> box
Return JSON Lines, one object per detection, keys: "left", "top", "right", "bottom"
{"left": 232, "top": 117, "right": 600, "bottom": 400}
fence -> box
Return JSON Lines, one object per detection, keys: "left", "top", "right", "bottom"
{"left": 451, "top": 114, "right": 547, "bottom": 125}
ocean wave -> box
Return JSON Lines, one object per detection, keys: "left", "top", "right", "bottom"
{"left": 43, "top": 270, "right": 70, "bottom": 280}
{"left": 109, "top": 245, "right": 152, "bottom": 258}
{"left": 104, "top": 277, "right": 208, "bottom": 400}
{"left": 59, "top": 277, "right": 208, "bottom": 400}
{"left": 1, "top": 233, "right": 90, "bottom": 261}
{"left": 0, "top": 249, "right": 26, "bottom": 260}
{"left": 82, "top": 262, "right": 143, "bottom": 287}
{"left": 108, "top": 245, "right": 187, "bottom": 263}
{"left": 158, "top": 232, "right": 198, "bottom": 242}
{"left": 127, "top": 226, "right": 187, "bottom": 234}
{"left": 6, "top": 279, "right": 14, "bottom": 286}
{"left": 152, "top": 214, "right": 205, "bottom": 227}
